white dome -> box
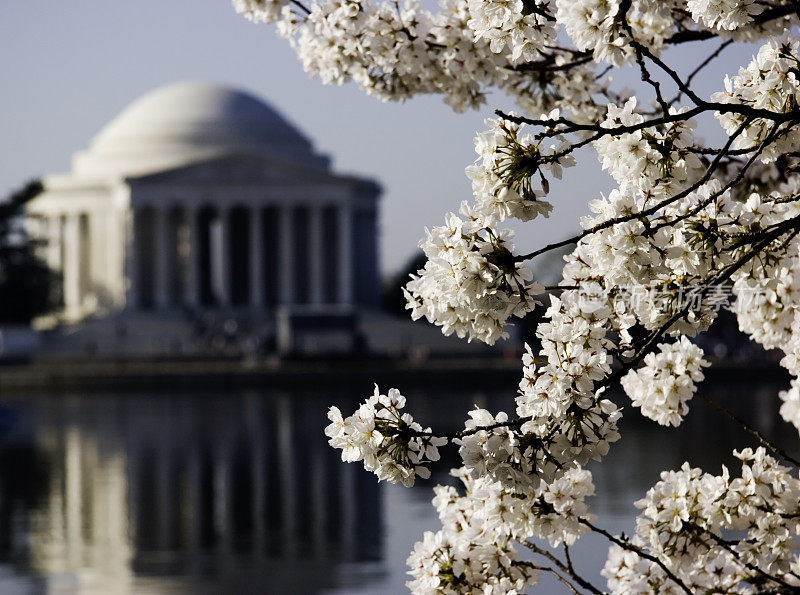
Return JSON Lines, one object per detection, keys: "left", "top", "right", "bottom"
{"left": 72, "top": 81, "right": 328, "bottom": 178}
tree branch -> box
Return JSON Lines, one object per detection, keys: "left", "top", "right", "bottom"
{"left": 523, "top": 540, "right": 604, "bottom": 594}
{"left": 579, "top": 519, "right": 693, "bottom": 594}
{"left": 699, "top": 393, "right": 800, "bottom": 468}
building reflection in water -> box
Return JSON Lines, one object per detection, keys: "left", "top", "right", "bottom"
{"left": 0, "top": 391, "right": 382, "bottom": 593}
{"left": 0, "top": 378, "right": 795, "bottom": 593}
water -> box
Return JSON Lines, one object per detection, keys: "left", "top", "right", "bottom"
{"left": 0, "top": 375, "right": 793, "bottom": 594}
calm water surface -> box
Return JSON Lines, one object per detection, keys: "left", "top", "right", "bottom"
{"left": 0, "top": 376, "right": 793, "bottom": 594}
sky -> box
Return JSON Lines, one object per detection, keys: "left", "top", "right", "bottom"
{"left": 0, "top": 2, "right": 763, "bottom": 276}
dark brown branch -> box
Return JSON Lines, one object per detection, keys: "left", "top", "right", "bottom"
{"left": 519, "top": 562, "right": 581, "bottom": 595}
{"left": 523, "top": 541, "right": 604, "bottom": 594}
{"left": 507, "top": 98, "right": 800, "bottom": 130}
{"left": 579, "top": 519, "right": 693, "bottom": 594}
{"left": 790, "top": 0, "right": 800, "bottom": 21}
{"left": 686, "top": 39, "right": 733, "bottom": 88}
{"left": 635, "top": 37, "right": 705, "bottom": 105}
{"left": 291, "top": 0, "right": 311, "bottom": 15}
{"left": 619, "top": 0, "right": 670, "bottom": 113}
{"left": 699, "top": 393, "right": 800, "bottom": 467}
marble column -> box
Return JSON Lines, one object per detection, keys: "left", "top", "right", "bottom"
{"left": 63, "top": 213, "right": 81, "bottom": 316}
{"left": 217, "top": 208, "right": 232, "bottom": 307}
{"left": 124, "top": 209, "right": 139, "bottom": 310}
{"left": 185, "top": 206, "right": 200, "bottom": 308}
{"left": 309, "top": 204, "right": 323, "bottom": 305}
{"left": 337, "top": 204, "right": 353, "bottom": 305}
{"left": 47, "top": 215, "right": 61, "bottom": 271}
{"left": 105, "top": 210, "right": 122, "bottom": 307}
{"left": 249, "top": 206, "right": 264, "bottom": 308}
{"left": 279, "top": 206, "right": 293, "bottom": 305}
{"left": 155, "top": 207, "right": 171, "bottom": 309}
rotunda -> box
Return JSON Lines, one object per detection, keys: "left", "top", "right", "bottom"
{"left": 27, "top": 82, "right": 381, "bottom": 322}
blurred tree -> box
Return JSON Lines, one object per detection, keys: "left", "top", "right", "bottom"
{"left": 0, "top": 180, "right": 61, "bottom": 324}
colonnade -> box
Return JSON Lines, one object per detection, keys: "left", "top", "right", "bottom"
{"left": 127, "top": 202, "right": 355, "bottom": 310}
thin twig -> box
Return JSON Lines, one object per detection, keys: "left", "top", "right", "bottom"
{"left": 687, "top": 39, "right": 733, "bottom": 88}
{"left": 524, "top": 541, "right": 604, "bottom": 594}
{"left": 290, "top": 0, "right": 311, "bottom": 14}
{"left": 520, "top": 562, "right": 581, "bottom": 595}
{"left": 790, "top": 0, "right": 800, "bottom": 21}
{"left": 619, "top": 0, "right": 670, "bottom": 114}
{"left": 579, "top": 519, "right": 693, "bottom": 594}
{"left": 699, "top": 393, "right": 800, "bottom": 467}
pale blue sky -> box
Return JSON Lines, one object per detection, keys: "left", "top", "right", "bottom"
{"left": 0, "top": 2, "right": 761, "bottom": 275}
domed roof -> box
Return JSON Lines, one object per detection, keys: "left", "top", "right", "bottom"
{"left": 72, "top": 81, "right": 328, "bottom": 178}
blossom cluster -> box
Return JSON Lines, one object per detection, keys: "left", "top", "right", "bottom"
{"left": 235, "top": 0, "right": 618, "bottom": 115}
{"left": 621, "top": 336, "right": 709, "bottom": 426}
{"left": 554, "top": 0, "right": 673, "bottom": 67}
{"left": 466, "top": 115, "right": 575, "bottom": 222}
{"left": 407, "top": 466, "right": 595, "bottom": 593}
{"left": 404, "top": 204, "right": 543, "bottom": 345}
{"left": 604, "top": 448, "right": 800, "bottom": 592}
{"left": 594, "top": 98, "right": 703, "bottom": 199}
{"left": 404, "top": 115, "right": 578, "bottom": 347}
{"left": 686, "top": 0, "right": 760, "bottom": 31}
{"left": 466, "top": 0, "right": 554, "bottom": 64}
{"left": 232, "top": 0, "right": 289, "bottom": 24}
{"left": 713, "top": 36, "right": 800, "bottom": 162}
{"left": 325, "top": 386, "right": 446, "bottom": 487}
{"left": 447, "top": 287, "right": 624, "bottom": 498}
{"left": 447, "top": 282, "right": 624, "bottom": 497}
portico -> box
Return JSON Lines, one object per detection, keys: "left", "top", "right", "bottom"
{"left": 124, "top": 172, "right": 365, "bottom": 311}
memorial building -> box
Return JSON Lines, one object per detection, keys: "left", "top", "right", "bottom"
{"left": 27, "top": 81, "right": 381, "bottom": 324}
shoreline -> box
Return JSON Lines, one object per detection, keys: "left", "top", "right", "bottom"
{"left": 0, "top": 357, "right": 786, "bottom": 392}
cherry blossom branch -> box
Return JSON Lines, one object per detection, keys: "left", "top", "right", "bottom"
{"left": 600, "top": 214, "right": 800, "bottom": 389}
{"left": 701, "top": 530, "right": 796, "bottom": 590}
{"left": 647, "top": 117, "right": 774, "bottom": 235}
{"left": 579, "top": 519, "right": 693, "bottom": 594}
{"left": 515, "top": 113, "right": 755, "bottom": 262}
{"left": 619, "top": 0, "right": 670, "bottom": 114}
{"left": 409, "top": 212, "right": 800, "bottom": 444}
{"left": 411, "top": 216, "right": 800, "bottom": 451}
